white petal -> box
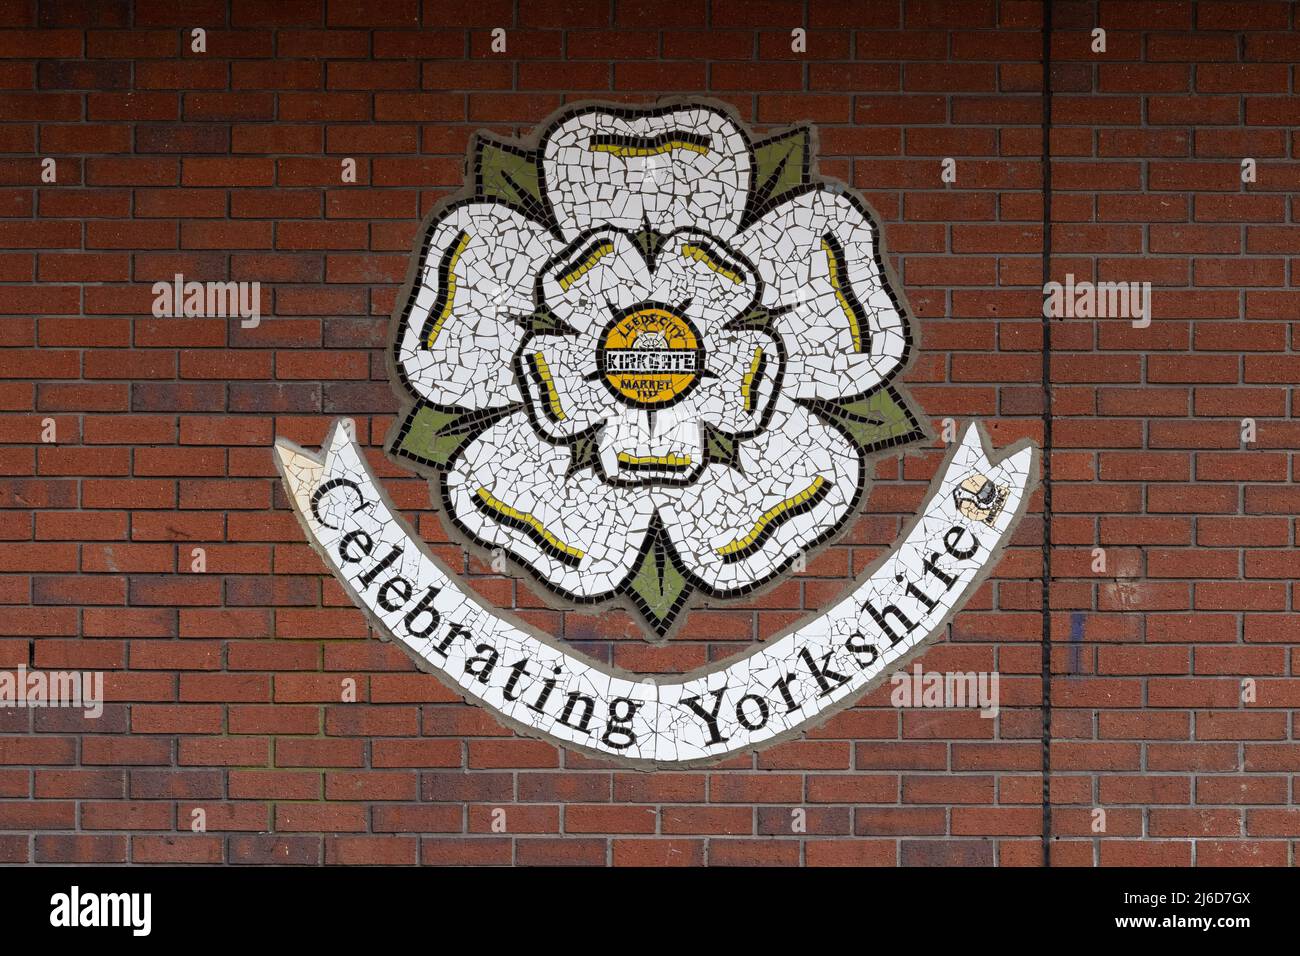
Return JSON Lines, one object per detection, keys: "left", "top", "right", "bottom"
{"left": 736, "top": 189, "right": 911, "bottom": 402}
{"left": 541, "top": 106, "right": 752, "bottom": 242}
{"left": 655, "top": 401, "right": 863, "bottom": 594}
{"left": 396, "top": 202, "right": 561, "bottom": 410}
{"left": 598, "top": 405, "right": 705, "bottom": 486}
{"left": 518, "top": 330, "right": 613, "bottom": 442}
{"left": 446, "top": 411, "right": 652, "bottom": 598}
{"left": 539, "top": 229, "right": 651, "bottom": 336}
{"left": 650, "top": 230, "right": 757, "bottom": 333}
{"left": 695, "top": 326, "right": 781, "bottom": 438}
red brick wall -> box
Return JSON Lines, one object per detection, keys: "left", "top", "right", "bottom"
{"left": 1047, "top": 0, "right": 1299, "bottom": 867}
{"left": 0, "top": 0, "right": 1293, "bottom": 866}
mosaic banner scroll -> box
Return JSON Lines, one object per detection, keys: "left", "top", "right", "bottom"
{"left": 275, "top": 419, "right": 1035, "bottom": 767}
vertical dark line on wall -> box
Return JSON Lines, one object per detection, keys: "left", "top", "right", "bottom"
{"left": 1039, "top": 0, "right": 1054, "bottom": 868}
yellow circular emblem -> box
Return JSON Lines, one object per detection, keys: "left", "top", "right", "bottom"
{"left": 599, "top": 307, "right": 702, "bottom": 408}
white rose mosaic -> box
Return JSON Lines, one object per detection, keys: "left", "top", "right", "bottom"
{"left": 388, "top": 103, "right": 926, "bottom": 636}
{"left": 275, "top": 102, "right": 1038, "bottom": 766}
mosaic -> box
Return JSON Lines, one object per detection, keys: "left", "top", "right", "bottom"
{"left": 388, "top": 102, "right": 927, "bottom": 636}
{"left": 276, "top": 102, "right": 1038, "bottom": 766}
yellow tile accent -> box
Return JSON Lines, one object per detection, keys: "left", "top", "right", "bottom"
{"left": 716, "top": 476, "right": 827, "bottom": 558}
{"left": 741, "top": 346, "right": 764, "bottom": 412}
{"left": 530, "top": 352, "right": 567, "bottom": 421}
{"left": 616, "top": 452, "right": 693, "bottom": 468}
{"left": 681, "top": 243, "right": 743, "bottom": 285}
{"left": 820, "top": 238, "right": 865, "bottom": 353}
{"left": 426, "top": 230, "right": 471, "bottom": 347}
{"left": 557, "top": 241, "right": 614, "bottom": 291}
{"left": 589, "top": 140, "right": 709, "bottom": 158}
{"left": 474, "top": 487, "right": 585, "bottom": 563}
